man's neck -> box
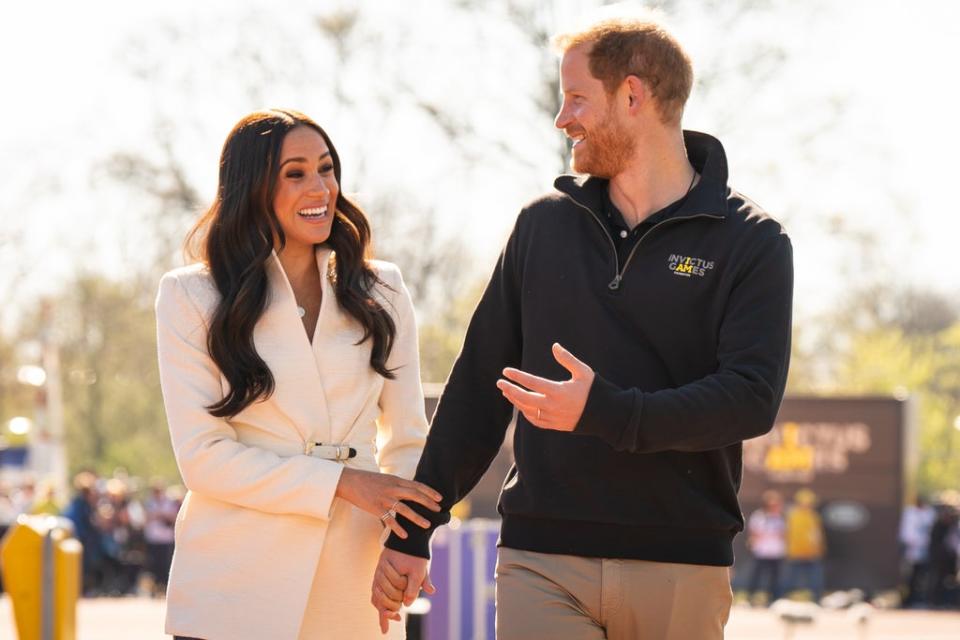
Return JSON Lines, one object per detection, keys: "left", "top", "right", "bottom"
{"left": 607, "top": 128, "right": 697, "bottom": 229}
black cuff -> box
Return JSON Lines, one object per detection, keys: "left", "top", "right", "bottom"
{"left": 384, "top": 509, "right": 447, "bottom": 559}
{"left": 574, "top": 372, "right": 640, "bottom": 448}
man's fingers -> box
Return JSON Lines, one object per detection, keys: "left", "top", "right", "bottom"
{"left": 552, "top": 342, "right": 589, "bottom": 377}
{"left": 373, "top": 583, "right": 403, "bottom": 611}
{"left": 496, "top": 379, "right": 544, "bottom": 411}
{"left": 523, "top": 410, "right": 559, "bottom": 430}
{"left": 375, "top": 569, "right": 405, "bottom": 601}
{"left": 382, "top": 557, "right": 408, "bottom": 589}
{"left": 422, "top": 570, "right": 437, "bottom": 595}
{"left": 403, "top": 571, "right": 424, "bottom": 606}
{"left": 501, "top": 367, "right": 557, "bottom": 393}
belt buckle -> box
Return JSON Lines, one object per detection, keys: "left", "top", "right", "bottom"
{"left": 304, "top": 441, "right": 317, "bottom": 455}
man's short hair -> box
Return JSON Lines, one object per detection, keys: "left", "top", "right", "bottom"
{"left": 553, "top": 17, "right": 693, "bottom": 125}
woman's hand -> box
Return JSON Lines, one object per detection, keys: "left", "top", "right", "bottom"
{"left": 335, "top": 468, "right": 442, "bottom": 539}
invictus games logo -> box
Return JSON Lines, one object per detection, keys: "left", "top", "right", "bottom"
{"left": 668, "top": 254, "right": 715, "bottom": 277}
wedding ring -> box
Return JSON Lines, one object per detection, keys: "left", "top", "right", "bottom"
{"left": 380, "top": 500, "right": 400, "bottom": 521}
{"left": 537, "top": 407, "right": 541, "bottom": 420}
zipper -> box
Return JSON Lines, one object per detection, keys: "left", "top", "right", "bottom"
{"left": 565, "top": 195, "right": 723, "bottom": 291}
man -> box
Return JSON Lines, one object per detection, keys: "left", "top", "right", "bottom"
{"left": 372, "top": 15, "right": 793, "bottom": 639}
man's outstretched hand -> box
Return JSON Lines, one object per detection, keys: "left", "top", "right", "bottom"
{"left": 497, "top": 342, "right": 594, "bottom": 431}
{"left": 371, "top": 547, "right": 435, "bottom": 634}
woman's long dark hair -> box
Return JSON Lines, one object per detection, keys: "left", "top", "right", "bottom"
{"left": 186, "top": 109, "right": 396, "bottom": 418}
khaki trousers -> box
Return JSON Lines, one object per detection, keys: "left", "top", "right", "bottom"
{"left": 495, "top": 547, "right": 732, "bottom": 640}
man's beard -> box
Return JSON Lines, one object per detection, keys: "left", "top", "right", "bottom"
{"left": 571, "top": 108, "right": 634, "bottom": 178}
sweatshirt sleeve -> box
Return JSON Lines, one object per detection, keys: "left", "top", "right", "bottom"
{"left": 384, "top": 217, "right": 525, "bottom": 558}
{"left": 374, "top": 265, "right": 429, "bottom": 481}
{"left": 576, "top": 231, "right": 793, "bottom": 453}
{"left": 156, "top": 271, "right": 343, "bottom": 519}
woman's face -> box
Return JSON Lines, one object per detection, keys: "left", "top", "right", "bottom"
{"left": 272, "top": 126, "right": 339, "bottom": 253}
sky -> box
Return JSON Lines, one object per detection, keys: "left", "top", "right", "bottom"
{"left": 2, "top": 0, "right": 960, "bottom": 331}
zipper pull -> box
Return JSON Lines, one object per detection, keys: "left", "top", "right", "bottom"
{"left": 608, "top": 275, "right": 622, "bottom": 291}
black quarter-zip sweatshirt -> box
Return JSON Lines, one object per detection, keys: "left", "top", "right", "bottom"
{"left": 386, "top": 130, "right": 794, "bottom": 567}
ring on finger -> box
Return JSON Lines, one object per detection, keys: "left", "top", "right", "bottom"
{"left": 380, "top": 499, "right": 401, "bottom": 522}
{"left": 537, "top": 407, "right": 541, "bottom": 420}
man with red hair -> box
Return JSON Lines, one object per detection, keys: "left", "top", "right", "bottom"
{"left": 373, "top": 14, "right": 793, "bottom": 639}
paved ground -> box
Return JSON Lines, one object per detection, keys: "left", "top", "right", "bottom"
{"left": 2, "top": 595, "right": 960, "bottom": 639}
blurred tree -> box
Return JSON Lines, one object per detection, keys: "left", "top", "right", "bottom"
{"left": 41, "top": 275, "right": 177, "bottom": 480}
{"left": 96, "top": 125, "right": 204, "bottom": 280}
{"left": 6, "top": 0, "right": 924, "bottom": 484}
{"left": 0, "top": 334, "right": 38, "bottom": 444}
{"left": 419, "top": 279, "right": 487, "bottom": 384}
{"left": 791, "top": 286, "right": 960, "bottom": 494}
{"left": 837, "top": 324, "right": 960, "bottom": 495}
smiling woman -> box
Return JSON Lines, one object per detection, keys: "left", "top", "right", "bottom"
{"left": 155, "top": 109, "right": 441, "bottom": 640}
{"left": 273, "top": 127, "right": 339, "bottom": 249}
{"left": 184, "top": 110, "right": 397, "bottom": 415}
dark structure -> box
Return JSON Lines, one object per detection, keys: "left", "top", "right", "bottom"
{"left": 735, "top": 395, "right": 912, "bottom": 594}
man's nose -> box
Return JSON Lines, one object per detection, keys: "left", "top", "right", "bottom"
{"left": 554, "top": 104, "right": 571, "bottom": 130}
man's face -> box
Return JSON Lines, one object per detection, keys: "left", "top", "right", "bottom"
{"left": 554, "top": 45, "right": 634, "bottom": 178}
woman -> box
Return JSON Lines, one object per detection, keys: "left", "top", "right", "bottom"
{"left": 156, "top": 109, "right": 440, "bottom": 639}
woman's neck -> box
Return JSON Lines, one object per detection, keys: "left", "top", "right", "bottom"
{"left": 276, "top": 243, "right": 320, "bottom": 292}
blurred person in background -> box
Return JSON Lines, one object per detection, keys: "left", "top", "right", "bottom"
{"left": 143, "top": 479, "right": 178, "bottom": 597}
{"left": 784, "top": 488, "right": 825, "bottom": 602}
{"left": 29, "top": 482, "right": 61, "bottom": 515}
{"left": 372, "top": 13, "right": 793, "bottom": 640}
{"left": 900, "top": 494, "right": 936, "bottom": 607}
{"left": 96, "top": 477, "right": 144, "bottom": 595}
{"left": 62, "top": 471, "right": 105, "bottom": 595}
{"left": 746, "top": 490, "right": 787, "bottom": 605}
{"left": 0, "top": 482, "right": 16, "bottom": 594}
{"left": 155, "top": 109, "right": 440, "bottom": 640}
{"left": 0, "top": 482, "right": 15, "bottom": 535}
{"left": 928, "top": 500, "right": 959, "bottom": 609}
{"left": 11, "top": 480, "right": 35, "bottom": 515}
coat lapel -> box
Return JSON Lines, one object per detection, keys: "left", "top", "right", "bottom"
{"left": 312, "top": 249, "right": 380, "bottom": 445}
{"left": 253, "top": 250, "right": 333, "bottom": 444}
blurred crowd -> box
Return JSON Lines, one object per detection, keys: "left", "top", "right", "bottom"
{"left": 4, "top": 475, "right": 960, "bottom": 609}
{"left": 900, "top": 493, "right": 960, "bottom": 609}
{"left": 745, "top": 488, "right": 828, "bottom": 605}
{"left": 0, "top": 471, "right": 183, "bottom": 597}
{"left": 742, "top": 488, "right": 960, "bottom": 610}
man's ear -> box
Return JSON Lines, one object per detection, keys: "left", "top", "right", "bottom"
{"left": 624, "top": 75, "right": 648, "bottom": 112}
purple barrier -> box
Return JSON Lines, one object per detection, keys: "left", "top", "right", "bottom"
{"left": 425, "top": 518, "right": 499, "bottom": 640}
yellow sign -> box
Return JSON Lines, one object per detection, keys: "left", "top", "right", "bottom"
{"left": 744, "top": 421, "right": 872, "bottom": 482}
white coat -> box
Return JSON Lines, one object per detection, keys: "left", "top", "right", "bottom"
{"left": 155, "top": 247, "right": 427, "bottom": 639}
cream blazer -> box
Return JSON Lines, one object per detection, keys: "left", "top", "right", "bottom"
{"left": 155, "top": 247, "right": 427, "bottom": 639}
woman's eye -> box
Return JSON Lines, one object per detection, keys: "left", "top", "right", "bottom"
{"left": 286, "top": 170, "right": 304, "bottom": 179}
{"left": 320, "top": 164, "right": 334, "bottom": 174}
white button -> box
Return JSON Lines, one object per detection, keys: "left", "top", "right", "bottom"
{"left": 619, "top": 230, "right": 628, "bottom": 238}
